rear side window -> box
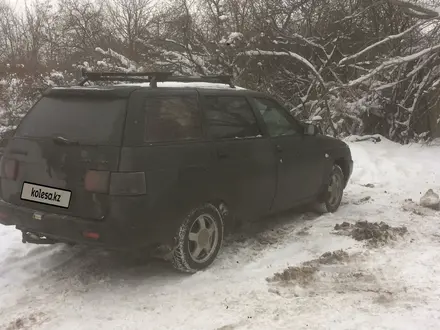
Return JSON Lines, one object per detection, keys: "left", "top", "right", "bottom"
{"left": 144, "top": 96, "right": 202, "bottom": 143}
{"left": 15, "top": 96, "right": 127, "bottom": 145}
{"left": 204, "top": 96, "right": 261, "bottom": 139}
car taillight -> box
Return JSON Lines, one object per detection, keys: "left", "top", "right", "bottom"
{"left": 1, "top": 158, "right": 18, "bottom": 180}
{"left": 83, "top": 231, "right": 100, "bottom": 240}
{"left": 110, "top": 172, "right": 146, "bottom": 196}
{"left": 84, "top": 170, "right": 110, "bottom": 193}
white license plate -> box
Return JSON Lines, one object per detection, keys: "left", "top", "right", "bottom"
{"left": 21, "top": 182, "right": 72, "bottom": 209}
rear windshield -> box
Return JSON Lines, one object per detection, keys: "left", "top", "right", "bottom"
{"left": 15, "top": 96, "right": 127, "bottom": 145}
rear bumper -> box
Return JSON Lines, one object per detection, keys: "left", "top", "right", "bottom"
{"left": 0, "top": 199, "right": 171, "bottom": 251}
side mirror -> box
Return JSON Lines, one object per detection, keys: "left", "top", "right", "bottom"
{"left": 304, "top": 123, "right": 319, "bottom": 136}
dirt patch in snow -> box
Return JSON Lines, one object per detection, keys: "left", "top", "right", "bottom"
{"left": 221, "top": 211, "right": 318, "bottom": 264}
{"left": 4, "top": 312, "right": 49, "bottom": 330}
{"left": 313, "top": 250, "right": 350, "bottom": 265}
{"left": 216, "top": 321, "right": 248, "bottom": 330}
{"left": 295, "top": 225, "right": 312, "bottom": 237}
{"left": 333, "top": 221, "right": 408, "bottom": 247}
{"left": 402, "top": 199, "right": 438, "bottom": 216}
{"left": 267, "top": 250, "right": 349, "bottom": 285}
{"left": 353, "top": 196, "right": 372, "bottom": 205}
{"left": 267, "top": 265, "right": 318, "bottom": 286}
{"left": 266, "top": 249, "right": 397, "bottom": 300}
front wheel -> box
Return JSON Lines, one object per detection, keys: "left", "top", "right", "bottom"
{"left": 172, "top": 204, "right": 224, "bottom": 273}
{"left": 314, "top": 164, "right": 345, "bottom": 214}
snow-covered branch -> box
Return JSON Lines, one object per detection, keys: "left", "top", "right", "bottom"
{"left": 239, "top": 50, "right": 326, "bottom": 87}
{"left": 347, "top": 43, "right": 440, "bottom": 87}
{"left": 409, "top": 71, "right": 431, "bottom": 113}
{"left": 164, "top": 39, "right": 186, "bottom": 49}
{"left": 407, "top": 53, "right": 437, "bottom": 78}
{"left": 279, "top": 33, "right": 327, "bottom": 55}
{"left": 390, "top": 0, "right": 439, "bottom": 19}
{"left": 95, "top": 47, "right": 138, "bottom": 72}
{"left": 339, "top": 21, "right": 429, "bottom": 66}
{"left": 334, "top": 3, "right": 383, "bottom": 24}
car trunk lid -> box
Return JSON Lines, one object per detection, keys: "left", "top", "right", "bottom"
{"left": 0, "top": 92, "right": 128, "bottom": 220}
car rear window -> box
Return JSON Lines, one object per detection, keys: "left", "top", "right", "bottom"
{"left": 15, "top": 96, "right": 127, "bottom": 145}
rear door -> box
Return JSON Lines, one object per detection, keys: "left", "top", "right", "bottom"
{"left": 200, "top": 93, "right": 277, "bottom": 220}
{"left": 250, "top": 97, "right": 325, "bottom": 212}
{"left": 0, "top": 92, "right": 128, "bottom": 220}
{"left": 118, "top": 89, "right": 212, "bottom": 224}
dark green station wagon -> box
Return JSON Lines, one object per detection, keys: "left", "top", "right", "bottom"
{"left": 0, "top": 71, "right": 353, "bottom": 272}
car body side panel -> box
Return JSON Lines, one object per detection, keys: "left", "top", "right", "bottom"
{"left": 116, "top": 89, "right": 216, "bottom": 247}
{"left": 268, "top": 135, "right": 328, "bottom": 212}
{"left": 117, "top": 143, "right": 215, "bottom": 245}
{"left": 208, "top": 137, "right": 277, "bottom": 220}
{"left": 197, "top": 91, "right": 278, "bottom": 221}
{"left": 246, "top": 96, "right": 328, "bottom": 212}
{"left": 320, "top": 137, "right": 353, "bottom": 182}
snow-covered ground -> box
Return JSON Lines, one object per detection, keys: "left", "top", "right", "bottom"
{"left": 1, "top": 137, "right": 439, "bottom": 330}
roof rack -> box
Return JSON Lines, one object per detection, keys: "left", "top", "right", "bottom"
{"left": 78, "top": 69, "right": 235, "bottom": 88}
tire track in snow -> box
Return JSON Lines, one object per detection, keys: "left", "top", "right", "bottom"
{"left": 0, "top": 208, "right": 354, "bottom": 329}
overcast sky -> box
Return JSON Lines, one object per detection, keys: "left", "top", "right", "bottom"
{"left": 6, "top": 0, "right": 25, "bottom": 10}
{"left": 6, "top": 0, "right": 38, "bottom": 12}
{"left": 6, "top": 0, "right": 59, "bottom": 12}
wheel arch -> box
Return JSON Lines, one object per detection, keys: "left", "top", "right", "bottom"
{"left": 206, "top": 199, "right": 237, "bottom": 232}
{"left": 334, "top": 157, "right": 350, "bottom": 187}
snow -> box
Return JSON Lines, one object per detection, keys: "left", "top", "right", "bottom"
{"left": 409, "top": 73, "right": 431, "bottom": 112}
{"left": 115, "top": 82, "right": 247, "bottom": 90}
{"left": 420, "top": 189, "right": 440, "bottom": 209}
{"left": 45, "top": 79, "right": 55, "bottom": 86}
{"left": 221, "top": 32, "right": 244, "bottom": 45}
{"left": 375, "top": 81, "right": 400, "bottom": 91}
{"left": 348, "top": 43, "right": 440, "bottom": 87}
{"left": 52, "top": 87, "right": 116, "bottom": 91}
{"left": 50, "top": 71, "right": 64, "bottom": 80}
{"left": 339, "top": 21, "right": 427, "bottom": 66}
{"left": 0, "top": 125, "right": 16, "bottom": 134}
{"left": 95, "top": 47, "right": 138, "bottom": 72}
{"left": 1, "top": 137, "right": 440, "bottom": 329}
{"left": 164, "top": 39, "right": 186, "bottom": 49}
{"left": 290, "top": 33, "right": 327, "bottom": 53}
{"left": 96, "top": 61, "right": 108, "bottom": 67}
{"left": 53, "top": 82, "right": 245, "bottom": 91}
{"left": 161, "top": 50, "right": 208, "bottom": 75}
{"left": 228, "top": 32, "right": 244, "bottom": 40}
{"left": 240, "top": 50, "right": 325, "bottom": 87}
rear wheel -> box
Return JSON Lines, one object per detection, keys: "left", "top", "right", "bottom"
{"left": 172, "top": 204, "right": 224, "bottom": 273}
{"left": 314, "top": 165, "right": 345, "bottom": 214}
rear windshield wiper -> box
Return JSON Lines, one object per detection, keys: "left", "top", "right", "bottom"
{"left": 52, "top": 135, "right": 79, "bottom": 146}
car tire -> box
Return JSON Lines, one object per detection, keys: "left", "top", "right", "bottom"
{"left": 171, "top": 204, "right": 224, "bottom": 273}
{"left": 314, "top": 164, "right": 345, "bottom": 214}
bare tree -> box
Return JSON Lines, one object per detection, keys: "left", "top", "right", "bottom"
{"left": 2, "top": 0, "right": 440, "bottom": 141}
{"left": 104, "top": 0, "right": 154, "bottom": 61}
